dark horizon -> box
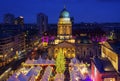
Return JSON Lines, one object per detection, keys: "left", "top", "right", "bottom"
{"left": 0, "top": 0, "right": 120, "bottom": 23}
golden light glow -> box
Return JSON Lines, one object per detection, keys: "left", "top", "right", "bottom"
{"left": 55, "top": 39, "right": 60, "bottom": 44}
{"left": 104, "top": 78, "right": 115, "bottom": 81}
{"left": 102, "top": 42, "right": 119, "bottom": 72}
{"left": 0, "top": 55, "right": 3, "bottom": 58}
{"left": 72, "top": 54, "right": 75, "bottom": 58}
{"left": 10, "top": 48, "right": 13, "bottom": 51}
{"left": 54, "top": 47, "right": 75, "bottom": 58}
{"left": 57, "top": 15, "right": 72, "bottom": 40}
{"left": 42, "top": 42, "right": 48, "bottom": 47}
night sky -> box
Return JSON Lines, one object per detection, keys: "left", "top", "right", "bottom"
{"left": 0, "top": 0, "right": 120, "bottom": 23}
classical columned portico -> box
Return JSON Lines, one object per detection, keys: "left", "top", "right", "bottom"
{"left": 54, "top": 42, "right": 75, "bottom": 58}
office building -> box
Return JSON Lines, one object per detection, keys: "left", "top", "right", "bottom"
{"left": 14, "top": 16, "right": 24, "bottom": 26}
{"left": 37, "top": 13, "right": 48, "bottom": 35}
{"left": 3, "top": 13, "right": 15, "bottom": 24}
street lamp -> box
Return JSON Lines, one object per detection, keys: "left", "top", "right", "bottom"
{"left": 75, "top": 77, "right": 79, "bottom": 81}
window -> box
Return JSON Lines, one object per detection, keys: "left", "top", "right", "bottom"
{"left": 104, "top": 78, "right": 115, "bottom": 81}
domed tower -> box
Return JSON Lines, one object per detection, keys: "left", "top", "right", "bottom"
{"left": 57, "top": 7, "right": 72, "bottom": 40}
{"left": 54, "top": 7, "right": 75, "bottom": 44}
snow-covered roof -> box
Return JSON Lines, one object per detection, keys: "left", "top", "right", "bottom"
{"left": 18, "top": 73, "right": 28, "bottom": 81}
{"left": 26, "top": 67, "right": 39, "bottom": 77}
{"left": 29, "top": 75, "right": 35, "bottom": 81}
{"left": 36, "top": 66, "right": 41, "bottom": 70}
{"left": 25, "top": 58, "right": 34, "bottom": 64}
{"left": 24, "top": 57, "right": 55, "bottom": 65}
{"left": 71, "top": 58, "right": 79, "bottom": 64}
{"left": 7, "top": 75, "right": 20, "bottom": 81}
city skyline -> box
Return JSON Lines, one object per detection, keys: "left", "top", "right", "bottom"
{"left": 1, "top": 1, "right": 120, "bottom": 80}
{"left": 0, "top": 0, "right": 120, "bottom": 23}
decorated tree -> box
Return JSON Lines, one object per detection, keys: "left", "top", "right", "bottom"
{"left": 55, "top": 48, "right": 66, "bottom": 74}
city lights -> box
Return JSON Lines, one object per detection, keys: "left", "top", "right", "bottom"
{"left": 0, "top": 1, "right": 120, "bottom": 81}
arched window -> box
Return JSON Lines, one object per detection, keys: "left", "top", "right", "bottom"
{"left": 71, "top": 50, "right": 74, "bottom": 54}
{"left": 55, "top": 49, "right": 58, "bottom": 53}
{"left": 67, "top": 50, "right": 70, "bottom": 54}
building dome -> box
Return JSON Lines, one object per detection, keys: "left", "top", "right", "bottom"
{"left": 59, "top": 8, "right": 70, "bottom": 18}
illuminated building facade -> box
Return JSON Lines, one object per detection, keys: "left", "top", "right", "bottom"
{"left": 91, "top": 57, "right": 118, "bottom": 81}
{"left": 101, "top": 41, "right": 120, "bottom": 73}
{"left": 41, "top": 33, "right": 49, "bottom": 47}
{"left": 75, "top": 34, "right": 100, "bottom": 61}
{"left": 0, "top": 33, "right": 14, "bottom": 67}
{"left": 48, "top": 7, "right": 76, "bottom": 58}
{"left": 0, "top": 32, "right": 26, "bottom": 67}
{"left": 14, "top": 32, "right": 26, "bottom": 57}
{"left": 48, "top": 7, "right": 100, "bottom": 59}
{"left": 91, "top": 41, "right": 120, "bottom": 81}
{"left": 55, "top": 7, "right": 75, "bottom": 44}
{"left": 48, "top": 42, "right": 75, "bottom": 59}
{"left": 57, "top": 7, "right": 72, "bottom": 39}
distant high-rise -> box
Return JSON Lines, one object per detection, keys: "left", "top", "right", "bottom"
{"left": 14, "top": 16, "right": 24, "bottom": 26}
{"left": 4, "top": 13, "right": 15, "bottom": 24}
{"left": 37, "top": 13, "right": 48, "bottom": 35}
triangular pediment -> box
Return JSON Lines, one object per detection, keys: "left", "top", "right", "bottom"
{"left": 55, "top": 41, "right": 75, "bottom": 48}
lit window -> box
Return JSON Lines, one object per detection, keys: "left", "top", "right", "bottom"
{"left": 104, "top": 78, "right": 115, "bottom": 81}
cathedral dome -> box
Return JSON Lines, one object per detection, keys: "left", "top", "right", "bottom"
{"left": 59, "top": 8, "right": 70, "bottom": 18}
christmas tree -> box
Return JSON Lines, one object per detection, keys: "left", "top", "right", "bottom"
{"left": 55, "top": 48, "right": 66, "bottom": 73}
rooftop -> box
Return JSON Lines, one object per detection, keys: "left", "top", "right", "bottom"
{"left": 0, "top": 32, "right": 12, "bottom": 39}
{"left": 93, "top": 56, "right": 116, "bottom": 73}
{"left": 103, "top": 41, "right": 120, "bottom": 55}
{"left": 75, "top": 35, "right": 92, "bottom": 44}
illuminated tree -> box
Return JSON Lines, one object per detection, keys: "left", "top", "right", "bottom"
{"left": 55, "top": 49, "right": 66, "bottom": 73}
